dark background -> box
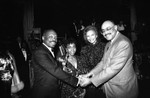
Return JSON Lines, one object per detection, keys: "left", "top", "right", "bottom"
{"left": 1, "top": 0, "right": 150, "bottom": 55}
{"left": 0, "top": 0, "right": 150, "bottom": 98}
{"left": 0, "top": 0, "right": 150, "bottom": 37}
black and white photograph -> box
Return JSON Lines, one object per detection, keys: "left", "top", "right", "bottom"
{"left": 0, "top": 0, "right": 150, "bottom": 98}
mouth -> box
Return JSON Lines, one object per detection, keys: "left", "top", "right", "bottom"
{"left": 88, "top": 39, "right": 94, "bottom": 42}
{"left": 50, "top": 41, "right": 56, "bottom": 43}
{"left": 105, "top": 33, "right": 111, "bottom": 37}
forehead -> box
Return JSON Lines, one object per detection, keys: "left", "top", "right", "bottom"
{"left": 101, "top": 21, "right": 114, "bottom": 29}
{"left": 45, "top": 30, "right": 57, "bottom": 37}
{"left": 86, "top": 30, "right": 96, "bottom": 36}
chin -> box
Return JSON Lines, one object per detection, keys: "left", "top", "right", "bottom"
{"left": 106, "top": 38, "right": 111, "bottom": 41}
{"left": 49, "top": 44, "right": 55, "bottom": 48}
{"left": 51, "top": 45, "right": 56, "bottom": 48}
{"left": 51, "top": 43, "right": 56, "bottom": 46}
{"left": 89, "top": 41, "right": 94, "bottom": 44}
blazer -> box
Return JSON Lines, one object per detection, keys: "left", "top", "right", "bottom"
{"left": 31, "top": 44, "right": 78, "bottom": 98}
{"left": 90, "top": 32, "right": 138, "bottom": 98}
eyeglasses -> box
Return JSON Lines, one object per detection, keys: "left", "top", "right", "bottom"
{"left": 101, "top": 26, "right": 114, "bottom": 34}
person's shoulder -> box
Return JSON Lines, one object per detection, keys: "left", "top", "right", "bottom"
{"left": 80, "top": 45, "right": 89, "bottom": 54}
{"left": 97, "top": 40, "right": 106, "bottom": 47}
{"left": 117, "top": 36, "right": 132, "bottom": 48}
{"left": 81, "top": 45, "right": 87, "bottom": 49}
{"left": 120, "top": 33, "right": 131, "bottom": 43}
{"left": 33, "top": 45, "right": 44, "bottom": 53}
{"left": 81, "top": 45, "right": 90, "bottom": 51}
{"left": 100, "top": 41, "right": 106, "bottom": 45}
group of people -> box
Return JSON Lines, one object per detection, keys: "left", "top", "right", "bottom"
{"left": 0, "top": 20, "right": 139, "bottom": 98}
{"left": 30, "top": 20, "right": 139, "bottom": 98}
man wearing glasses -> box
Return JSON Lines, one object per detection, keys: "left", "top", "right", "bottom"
{"left": 79, "top": 20, "right": 139, "bottom": 98}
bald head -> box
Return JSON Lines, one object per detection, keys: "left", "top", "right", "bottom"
{"left": 101, "top": 20, "right": 115, "bottom": 30}
{"left": 43, "top": 29, "right": 57, "bottom": 38}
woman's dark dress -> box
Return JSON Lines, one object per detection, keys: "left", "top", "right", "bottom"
{"left": 60, "top": 58, "right": 86, "bottom": 98}
{"left": 60, "top": 39, "right": 106, "bottom": 98}
{"left": 77, "top": 40, "right": 106, "bottom": 98}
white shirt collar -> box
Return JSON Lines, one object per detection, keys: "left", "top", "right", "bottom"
{"left": 43, "top": 43, "right": 52, "bottom": 52}
{"left": 43, "top": 43, "right": 55, "bottom": 57}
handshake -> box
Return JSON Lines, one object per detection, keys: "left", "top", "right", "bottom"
{"left": 77, "top": 72, "right": 94, "bottom": 87}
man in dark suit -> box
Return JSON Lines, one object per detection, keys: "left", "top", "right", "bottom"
{"left": 30, "top": 29, "right": 80, "bottom": 98}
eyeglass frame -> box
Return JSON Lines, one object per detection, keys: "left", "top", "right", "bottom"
{"left": 101, "top": 26, "right": 114, "bottom": 34}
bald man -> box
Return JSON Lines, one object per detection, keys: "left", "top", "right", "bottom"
{"left": 31, "top": 29, "right": 79, "bottom": 98}
{"left": 79, "top": 20, "right": 138, "bottom": 98}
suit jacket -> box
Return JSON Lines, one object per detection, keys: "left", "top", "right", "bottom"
{"left": 90, "top": 32, "right": 138, "bottom": 98}
{"left": 31, "top": 44, "right": 78, "bottom": 98}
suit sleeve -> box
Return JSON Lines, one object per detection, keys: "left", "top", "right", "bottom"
{"left": 33, "top": 50, "right": 78, "bottom": 87}
{"left": 91, "top": 41, "right": 131, "bottom": 87}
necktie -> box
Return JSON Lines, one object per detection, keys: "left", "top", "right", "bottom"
{"left": 107, "top": 46, "right": 109, "bottom": 51}
{"left": 106, "top": 43, "right": 111, "bottom": 52}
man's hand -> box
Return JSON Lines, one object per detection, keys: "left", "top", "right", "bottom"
{"left": 79, "top": 72, "right": 94, "bottom": 78}
{"left": 77, "top": 75, "right": 91, "bottom": 87}
{"left": 79, "top": 76, "right": 91, "bottom": 87}
{"left": 57, "top": 57, "right": 67, "bottom": 66}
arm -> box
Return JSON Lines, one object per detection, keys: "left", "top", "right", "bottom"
{"left": 33, "top": 50, "right": 78, "bottom": 87}
{"left": 91, "top": 41, "right": 131, "bottom": 87}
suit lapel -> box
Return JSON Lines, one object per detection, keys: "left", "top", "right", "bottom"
{"left": 41, "top": 44, "right": 56, "bottom": 63}
{"left": 111, "top": 32, "right": 122, "bottom": 47}
{"left": 103, "top": 33, "right": 121, "bottom": 67}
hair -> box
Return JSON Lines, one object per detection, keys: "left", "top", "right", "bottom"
{"left": 64, "top": 38, "right": 77, "bottom": 49}
{"left": 83, "top": 25, "right": 98, "bottom": 44}
{"left": 42, "top": 29, "right": 56, "bottom": 37}
{"left": 102, "top": 20, "right": 116, "bottom": 26}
